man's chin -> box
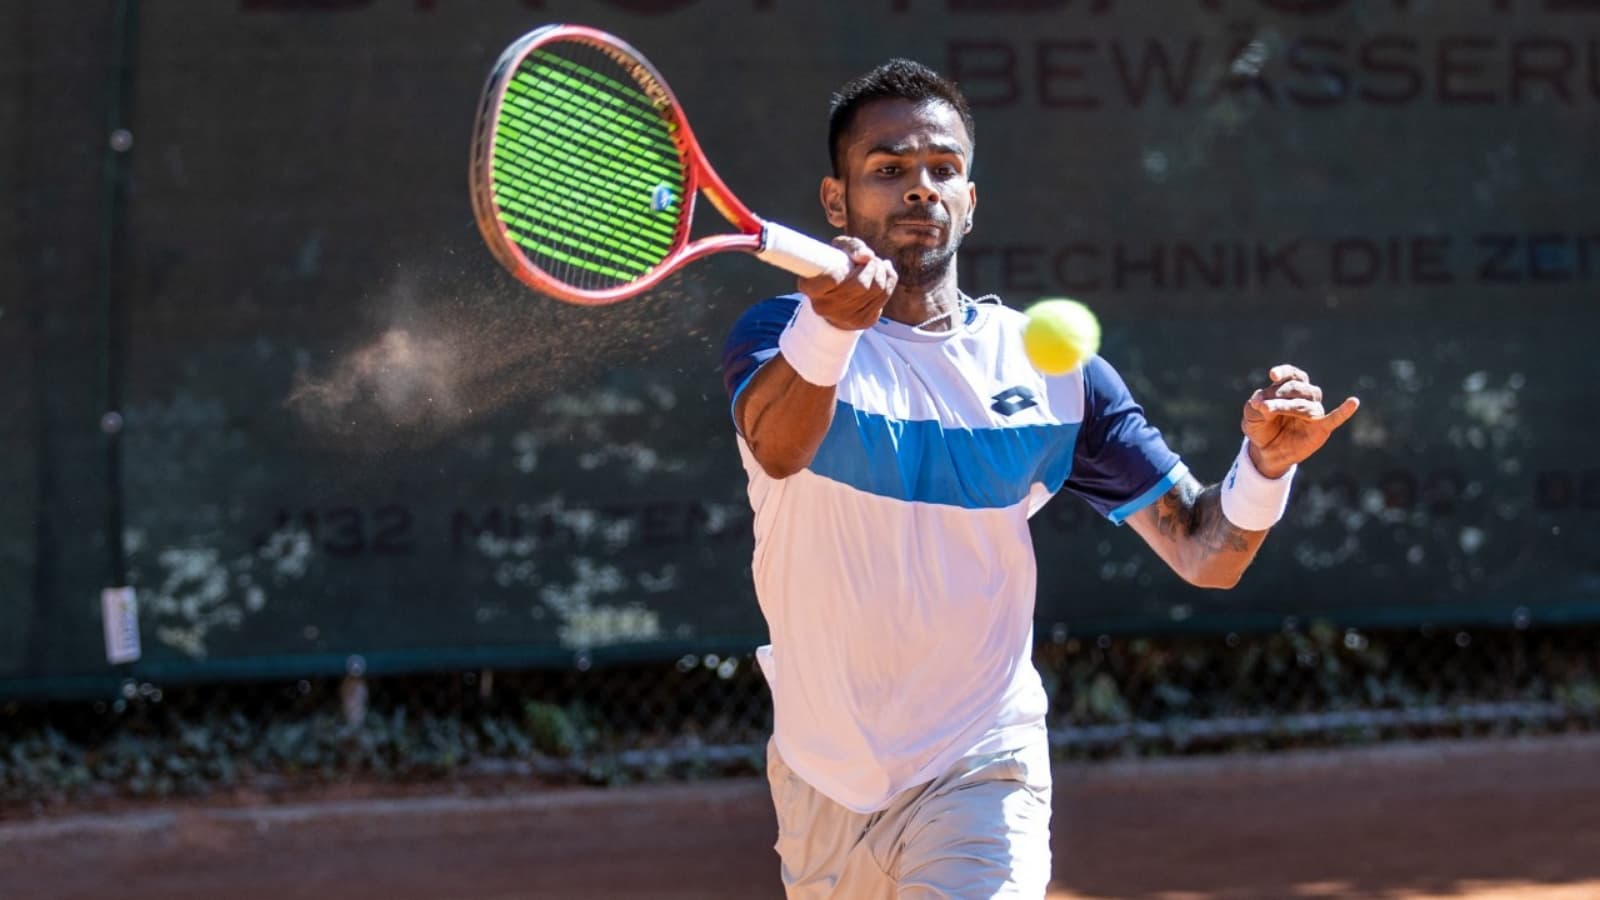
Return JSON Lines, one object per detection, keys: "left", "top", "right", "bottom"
{"left": 894, "top": 247, "right": 956, "bottom": 286}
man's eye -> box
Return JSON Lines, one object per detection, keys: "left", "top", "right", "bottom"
{"left": 876, "top": 165, "right": 900, "bottom": 176}
{"left": 935, "top": 165, "right": 958, "bottom": 178}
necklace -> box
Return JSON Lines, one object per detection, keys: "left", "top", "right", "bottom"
{"left": 911, "top": 297, "right": 975, "bottom": 331}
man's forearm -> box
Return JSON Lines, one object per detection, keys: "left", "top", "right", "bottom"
{"left": 1137, "top": 477, "right": 1270, "bottom": 590}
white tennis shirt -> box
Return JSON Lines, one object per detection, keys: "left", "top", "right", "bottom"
{"left": 722, "top": 295, "right": 1186, "bottom": 812}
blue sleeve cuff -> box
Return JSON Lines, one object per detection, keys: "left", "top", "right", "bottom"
{"left": 1106, "top": 461, "right": 1189, "bottom": 525}
{"left": 728, "top": 352, "right": 778, "bottom": 435}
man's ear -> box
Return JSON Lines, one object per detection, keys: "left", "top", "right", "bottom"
{"left": 963, "top": 181, "right": 977, "bottom": 233}
{"left": 820, "top": 176, "right": 847, "bottom": 230}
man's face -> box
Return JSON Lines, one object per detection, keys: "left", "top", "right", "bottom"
{"left": 823, "top": 99, "right": 976, "bottom": 289}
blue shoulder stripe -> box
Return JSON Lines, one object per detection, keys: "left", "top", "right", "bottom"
{"left": 721, "top": 295, "right": 801, "bottom": 401}
{"left": 721, "top": 295, "right": 802, "bottom": 432}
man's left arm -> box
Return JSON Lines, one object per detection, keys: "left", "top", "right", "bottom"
{"left": 1127, "top": 364, "right": 1360, "bottom": 589}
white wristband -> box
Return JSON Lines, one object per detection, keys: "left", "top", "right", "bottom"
{"left": 778, "top": 297, "right": 861, "bottom": 387}
{"left": 1219, "top": 438, "right": 1296, "bottom": 531}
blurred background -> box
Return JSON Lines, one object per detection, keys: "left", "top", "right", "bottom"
{"left": 2, "top": 0, "right": 1599, "bottom": 897}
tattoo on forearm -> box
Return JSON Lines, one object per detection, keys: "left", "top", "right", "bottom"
{"left": 1196, "top": 489, "right": 1253, "bottom": 554}
{"left": 1150, "top": 479, "right": 1198, "bottom": 544}
{"left": 1152, "top": 481, "right": 1252, "bottom": 555}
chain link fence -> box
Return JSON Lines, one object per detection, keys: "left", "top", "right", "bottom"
{"left": 5, "top": 621, "right": 1597, "bottom": 810}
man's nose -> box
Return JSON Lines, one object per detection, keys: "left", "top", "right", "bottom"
{"left": 903, "top": 169, "right": 939, "bottom": 205}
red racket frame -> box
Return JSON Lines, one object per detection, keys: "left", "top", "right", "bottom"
{"left": 470, "top": 24, "right": 776, "bottom": 306}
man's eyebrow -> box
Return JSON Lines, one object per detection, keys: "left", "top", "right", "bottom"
{"left": 863, "top": 141, "right": 914, "bottom": 158}
{"left": 863, "top": 140, "right": 968, "bottom": 159}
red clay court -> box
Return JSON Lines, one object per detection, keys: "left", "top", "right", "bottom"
{"left": 4, "top": 735, "right": 1597, "bottom": 900}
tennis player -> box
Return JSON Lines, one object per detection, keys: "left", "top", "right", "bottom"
{"left": 720, "top": 59, "right": 1359, "bottom": 898}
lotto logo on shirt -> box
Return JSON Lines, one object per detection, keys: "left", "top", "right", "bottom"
{"left": 990, "top": 386, "right": 1039, "bottom": 417}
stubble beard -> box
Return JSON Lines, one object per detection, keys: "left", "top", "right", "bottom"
{"left": 891, "top": 241, "right": 958, "bottom": 290}
{"left": 853, "top": 217, "right": 964, "bottom": 291}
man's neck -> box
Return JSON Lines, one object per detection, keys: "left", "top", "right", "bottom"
{"left": 880, "top": 270, "right": 964, "bottom": 331}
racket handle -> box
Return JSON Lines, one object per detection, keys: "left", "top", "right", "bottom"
{"left": 756, "top": 222, "right": 852, "bottom": 282}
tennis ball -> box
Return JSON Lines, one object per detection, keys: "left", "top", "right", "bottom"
{"left": 1022, "top": 298, "right": 1101, "bottom": 375}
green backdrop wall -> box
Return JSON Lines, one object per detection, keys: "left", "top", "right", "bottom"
{"left": 3, "top": 0, "right": 1596, "bottom": 695}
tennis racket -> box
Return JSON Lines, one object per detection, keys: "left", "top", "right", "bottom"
{"left": 470, "top": 24, "right": 851, "bottom": 306}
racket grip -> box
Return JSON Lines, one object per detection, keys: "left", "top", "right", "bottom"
{"left": 756, "top": 222, "right": 852, "bottom": 282}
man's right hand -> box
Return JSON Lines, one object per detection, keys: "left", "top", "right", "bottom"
{"left": 797, "top": 236, "right": 897, "bottom": 331}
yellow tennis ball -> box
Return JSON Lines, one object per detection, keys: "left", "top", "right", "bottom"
{"left": 1022, "top": 298, "right": 1101, "bottom": 375}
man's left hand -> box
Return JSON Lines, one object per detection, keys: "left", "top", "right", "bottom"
{"left": 1242, "top": 364, "right": 1360, "bottom": 479}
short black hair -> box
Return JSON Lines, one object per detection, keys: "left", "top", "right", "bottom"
{"left": 827, "top": 59, "right": 975, "bottom": 177}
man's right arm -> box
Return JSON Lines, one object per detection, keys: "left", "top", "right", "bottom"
{"left": 734, "top": 357, "right": 838, "bottom": 480}
{"left": 734, "top": 237, "right": 896, "bottom": 480}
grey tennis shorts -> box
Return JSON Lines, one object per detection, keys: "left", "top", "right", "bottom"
{"left": 765, "top": 736, "right": 1053, "bottom": 899}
